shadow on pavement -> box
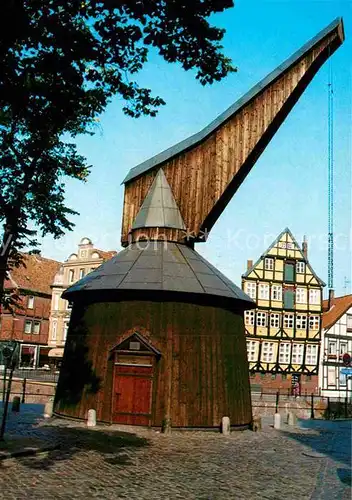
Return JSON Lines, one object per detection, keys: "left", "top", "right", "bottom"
{"left": 7, "top": 425, "right": 149, "bottom": 471}
{"left": 280, "top": 419, "right": 351, "bottom": 486}
{"left": 337, "top": 468, "right": 352, "bottom": 487}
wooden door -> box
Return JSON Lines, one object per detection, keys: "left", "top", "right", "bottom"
{"left": 113, "top": 364, "right": 153, "bottom": 425}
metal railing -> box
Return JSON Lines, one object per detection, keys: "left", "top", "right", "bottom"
{"left": 0, "top": 367, "right": 60, "bottom": 383}
{"left": 251, "top": 390, "right": 352, "bottom": 419}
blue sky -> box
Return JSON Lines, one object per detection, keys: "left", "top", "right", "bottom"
{"left": 39, "top": 0, "right": 351, "bottom": 297}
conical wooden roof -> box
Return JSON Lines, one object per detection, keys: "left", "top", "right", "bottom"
{"left": 132, "top": 169, "right": 185, "bottom": 230}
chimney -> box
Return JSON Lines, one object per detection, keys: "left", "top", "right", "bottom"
{"left": 328, "top": 289, "right": 335, "bottom": 310}
{"left": 302, "top": 235, "right": 308, "bottom": 260}
{"left": 247, "top": 259, "right": 253, "bottom": 271}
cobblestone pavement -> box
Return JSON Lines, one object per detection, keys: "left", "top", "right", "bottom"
{"left": 0, "top": 408, "right": 350, "bottom": 500}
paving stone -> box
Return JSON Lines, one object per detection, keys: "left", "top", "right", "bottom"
{"left": 0, "top": 407, "right": 350, "bottom": 499}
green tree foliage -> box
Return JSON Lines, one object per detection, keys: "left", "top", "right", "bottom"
{"left": 0, "top": 0, "right": 235, "bottom": 304}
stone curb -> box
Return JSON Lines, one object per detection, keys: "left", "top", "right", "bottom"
{"left": 0, "top": 443, "right": 60, "bottom": 461}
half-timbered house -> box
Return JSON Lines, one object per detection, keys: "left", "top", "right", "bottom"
{"left": 319, "top": 293, "right": 352, "bottom": 398}
{"left": 242, "top": 228, "right": 325, "bottom": 393}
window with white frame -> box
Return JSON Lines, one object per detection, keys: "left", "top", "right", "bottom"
{"left": 33, "top": 321, "right": 40, "bottom": 334}
{"left": 271, "top": 285, "right": 282, "bottom": 301}
{"left": 328, "top": 366, "right": 336, "bottom": 386}
{"left": 247, "top": 341, "right": 257, "bottom": 362}
{"left": 264, "top": 258, "right": 274, "bottom": 271}
{"left": 284, "top": 313, "right": 294, "bottom": 329}
{"left": 256, "top": 312, "right": 267, "bottom": 327}
{"left": 328, "top": 341, "right": 337, "bottom": 355}
{"left": 296, "top": 314, "right": 307, "bottom": 329}
{"left": 296, "top": 261, "right": 305, "bottom": 274}
{"left": 262, "top": 342, "right": 275, "bottom": 362}
{"left": 24, "top": 320, "right": 32, "bottom": 334}
{"left": 279, "top": 343, "right": 291, "bottom": 364}
{"left": 296, "top": 287, "right": 307, "bottom": 304}
{"left": 245, "top": 310, "right": 255, "bottom": 326}
{"left": 27, "top": 296, "right": 34, "bottom": 309}
{"left": 53, "top": 294, "right": 59, "bottom": 310}
{"left": 309, "top": 288, "right": 320, "bottom": 305}
{"left": 306, "top": 344, "right": 318, "bottom": 365}
{"left": 51, "top": 321, "right": 57, "bottom": 341}
{"left": 291, "top": 343, "right": 304, "bottom": 364}
{"left": 79, "top": 268, "right": 85, "bottom": 279}
{"left": 309, "top": 315, "right": 320, "bottom": 330}
{"left": 259, "top": 283, "right": 269, "bottom": 300}
{"left": 347, "top": 314, "right": 352, "bottom": 330}
{"left": 63, "top": 321, "right": 69, "bottom": 341}
{"left": 340, "top": 342, "right": 348, "bottom": 355}
{"left": 245, "top": 282, "right": 256, "bottom": 299}
{"left": 270, "top": 313, "right": 280, "bottom": 328}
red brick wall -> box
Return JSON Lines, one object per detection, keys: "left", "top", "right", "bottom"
{"left": 250, "top": 373, "right": 319, "bottom": 395}
{"left": 0, "top": 293, "right": 51, "bottom": 345}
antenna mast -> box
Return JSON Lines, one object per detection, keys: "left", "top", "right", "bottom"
{"left": 327, "top": 60, "right": 334, "bottom": 291}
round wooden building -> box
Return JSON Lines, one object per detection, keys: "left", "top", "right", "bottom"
{"left": 54, "top": 19, "right": 344, "bottom": 428}
{"left": 55, "top": 238, "right": 255, "bottom": 429}
{"left": 54, "top": 168, "right": 255, "bottom": 429}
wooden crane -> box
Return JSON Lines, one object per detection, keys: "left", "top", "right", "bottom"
{"left": 122, "top": 18, "right": 345, "bottom": 247}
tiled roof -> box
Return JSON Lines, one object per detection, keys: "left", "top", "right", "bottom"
{"left": 322, "top": 294, "right": 352, "bottom": 330}
{"left": 94, "top": 249, "right": 117, "bottom": 261}
{"left": 5, "top": 253, "right": 61, "bottom": 295}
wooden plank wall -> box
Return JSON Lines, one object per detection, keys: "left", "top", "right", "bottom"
{"left": 54, "top": 300, "right": 252, "bottom": 428}
{"left": 121, "top": 31, "right": 337, "bottom": 246}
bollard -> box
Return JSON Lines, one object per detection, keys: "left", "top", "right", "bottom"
{"left": 287, "top": 412, "right": 297, "bottom": 426}
{"left": 274, "top": 413, "right": 281, "bottom": 429}
{"left": 221, "top": 416, "right": 231, "bottom": 435}
{"left": 44, "top": 398, "right": 54, "bottom": 418}
{"left": 87, "top": 409, "right": 96, "bottom": 427}
{"left": 251, "top": 416, "right": 262, "bottom": 432}
{"left": 11, "top": 396, "right": 20, "bottom": 412}
{"left": 161, "top": 418, "right": 172, "bottom": 434}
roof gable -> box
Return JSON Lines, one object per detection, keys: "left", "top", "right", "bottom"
{"left": 242, "top": 228, "right": 325, "bottom": 286}
{"left": 112, "top": 332, "right": 161, "bottom": 356}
